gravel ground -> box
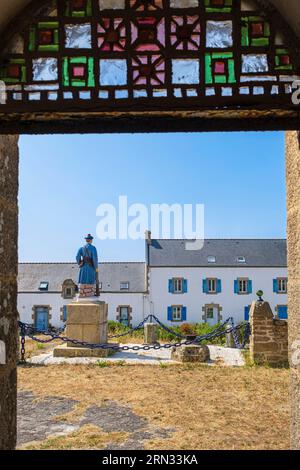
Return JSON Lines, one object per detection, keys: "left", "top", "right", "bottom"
{"left": 26, "top": 344, "right": 245, "bottom": 366}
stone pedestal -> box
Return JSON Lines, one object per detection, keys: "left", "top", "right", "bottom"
{"left": 144, "top": 323, "right": 158, "bottom": 345}
{"left": 171, "top": 344, "right": 210, "bottom": 363}
{"left": 54, "top": 300, "right": 116, "bottom": 358}
{"left": 249, "top": 300, "right": 288, "bottom": 367}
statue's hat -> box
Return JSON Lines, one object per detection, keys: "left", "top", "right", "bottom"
{"left": 85, "top": 234, "right": 94, "bottom": 240}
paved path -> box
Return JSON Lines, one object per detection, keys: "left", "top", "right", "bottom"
{"left": 27, "top": 344, "right": 245, "bottom": 367}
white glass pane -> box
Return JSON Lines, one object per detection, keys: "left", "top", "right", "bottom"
{"left": 32, "top": 58, "right": 58, "bottom": 81}
{"left": 242, "top": 54, "right": 269, "bottom": 73}
{"left": 206, "top": 21, "right": 233, "bottom": 48}
{"left": 100, "top": 59, "right": 127, "bottom": 86}
{"left": 65, "top": 24, "right": 92, "bottom": 49}
{"left": 172, "top": 59, "right": 200, "bottom": 84}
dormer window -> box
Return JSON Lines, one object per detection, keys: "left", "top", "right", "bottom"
{"left": 39, "top": 282, "right": 49, "bottom": 291}
{"left": 62, "top": 279, "right": 76, "bottom": 299}
{"left": 120, "top": 282, "right": 130, "bottom": 290}
{"left": 207, "top": 256, "right": 216, "bottom": 263}
{"left": 237, "top": 256, "right": 246, "bottom": 264}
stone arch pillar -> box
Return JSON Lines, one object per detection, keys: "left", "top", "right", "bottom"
{"left": 0, "top": 135, "right": 19, "bottom": 450}
{"left": 286, "top": 131, "right": 300, "bottom": 450}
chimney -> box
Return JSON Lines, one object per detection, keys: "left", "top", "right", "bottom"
{"left": 145, "top": 230, "right": 152, "bottom": 245}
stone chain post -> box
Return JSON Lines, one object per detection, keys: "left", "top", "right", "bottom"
{"left": 0, "top": 135, "right": 19, "bottom": 450}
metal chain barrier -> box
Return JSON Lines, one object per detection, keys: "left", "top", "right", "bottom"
{"left": 18, "top": 316, "right": 251, "bottom": 363}
{"left": 107, "top": 315, "right": 152, "bottom": 339}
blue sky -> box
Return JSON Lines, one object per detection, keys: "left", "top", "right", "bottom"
{"left": 19, "top": 131, "right": 286, "bottom": 262}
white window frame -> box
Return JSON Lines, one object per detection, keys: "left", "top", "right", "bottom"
{"left": 238, "top": 278, "right": 248, "bottom": 294}
{"left": 173, "top": 277, "right": 183, "bottom": 294}
{"left": 207, "top": 278, "right": 217, "bottom": 294}
{"left": 172, "top": 305, "right": 182, "bottom": 322}
{"left": 207, "top": 255, "right": 216, "bottom": 263}
{"left": 277, "top": 277, "right": 287, "bottom": 294}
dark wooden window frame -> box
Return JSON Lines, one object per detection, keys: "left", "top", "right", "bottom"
{"left": 0, "top": 0, "right": 300, "bottom": 133}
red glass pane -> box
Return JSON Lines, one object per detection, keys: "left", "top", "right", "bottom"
{"left": 214, "top": 61, "right": 225, "bottom": 74}
{"left": 251, "top": 22, "right": 264, "bottom": 36}
{"left": 72, "top": 0, "right": 86, "bottom": 9}
{"left": 280, "top": 55, "right": 290, "bottom": 65}
{"left": 72, "top": 66, "right": 85, "bottom": 77}
{"left": 211, "top": 0, "right": 224, "bottom": 5}
{"left": 8, "top": 65, "right": 20, "bottom": 78}
{"left": 39, "top": 30, "right": 53, "bottom": 45}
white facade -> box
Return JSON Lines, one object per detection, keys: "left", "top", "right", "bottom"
{"left": 17, "top": 239, "right": 288, "bottom": 328}
{"left": 149, "top": 267, "right": 288, "bottom": 325}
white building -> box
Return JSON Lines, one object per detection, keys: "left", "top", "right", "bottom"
{"left": 18, "top": 237, "right": 288, "bottom": 330}
{"left": 18, "top": 262, "right": 147, "bottom": 331}
{"left": 147, "top": 238, "right": 288, "bottom": 326}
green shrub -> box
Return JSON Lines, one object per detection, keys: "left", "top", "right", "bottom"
{"left": 107, "top": 319, "right": 232, "bottom": 346}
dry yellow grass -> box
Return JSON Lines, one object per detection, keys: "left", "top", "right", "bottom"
{"left": 20, "top": 425, "right": 128, "bottom": 451}
{"left": 20, "top": 337, "right": 62, "bottom": 359}
{"left": 18, "top": 364, "right": 290, "bottom": 450}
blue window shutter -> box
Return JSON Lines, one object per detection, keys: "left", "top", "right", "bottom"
{"left": 278, "top": 306, "right": 288, "bottom": 320}
{"left": 168, "top": 279, "right": 173, "bottom": 293}
{"left": 273, "top": 279, "right": 278, "bottom": 293}
{"left": 244, "top": 306, "right": 250, "bottom": 321}
{"left": 203, "top": 278, "right": 208, "bottom": 294}
{"left": 248, "top": 280, "right": 253, "bottom": 294}
{"left": 183, "top": 279, "right": 188, "bottom": 293}
{"left": 63, "top": 305, "right": 67, "bottom": 322}
{"left": 217, "top": 279, "right": 222, "bottom": 294}
{"left": 182, "top": 307, "right": 187, "bottom": 322}
{"left": 234, "top": 280, "right": 238, "bottom": 294}
{"left": 167, "top": 306, "right": 173, "bottom": 321}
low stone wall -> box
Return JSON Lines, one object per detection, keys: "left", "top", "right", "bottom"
{"left": 249, "top": 301, "right": 288, "bottom": 367}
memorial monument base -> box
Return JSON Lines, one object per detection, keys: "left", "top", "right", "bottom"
{"left": 53, "top": 343, "right": 117, "bottom": 358}
{"left": 54, "top": 299, "right": 117, "bottom": 358}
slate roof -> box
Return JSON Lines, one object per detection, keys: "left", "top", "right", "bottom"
{"left": 18, "top": 262, "right": 147, "bottom": 293}
{"left": 148, "top": 239, "right": 287, "bottom": 267}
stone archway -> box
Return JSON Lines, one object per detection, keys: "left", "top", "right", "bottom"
{"left": 1, "top": 0, "right": 300, "bottom": 450}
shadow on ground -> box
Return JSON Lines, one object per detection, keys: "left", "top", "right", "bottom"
{"left": 17, "top": 391, "right": 174, "bottom": 450}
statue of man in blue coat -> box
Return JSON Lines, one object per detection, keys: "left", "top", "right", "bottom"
{"left": 76, "top": 234, "right": 99, "bottom": 298}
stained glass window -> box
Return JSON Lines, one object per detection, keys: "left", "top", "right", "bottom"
{"left": 0, "top": 0, "right": 299, "bottom": 112}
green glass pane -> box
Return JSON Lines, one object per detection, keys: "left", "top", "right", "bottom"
{"left": 29, "top": 28, "right": 36, "bottom": 52}
{"left": 228, "top": 59, "right": 236, "bottom": 83}
{"left": 215, "top": 75, "right": 227, "bottom": 84}
{"left": 72, "top": 79, "right": 86, "bottom": 87}
{"left": 252, "top": 38, "right": 269, "bottom": 46}
{"left": 205, "top": 54, "right": 213, "bottom": 84}
{"left": 63, "top": 58, "right": 69, "bottom": 86}
{"left": 241, "top": 26, "right": 249, "bottom": 46}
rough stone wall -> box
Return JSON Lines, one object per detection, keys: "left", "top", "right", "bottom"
{"left": 0, "top": 135, "right": 19, "bottom": 450}
{"left": 286, "top": 131, "right": 300, "bottom": 450}
{"left": 249, "top": 301, "right": 288, "bottom": 367}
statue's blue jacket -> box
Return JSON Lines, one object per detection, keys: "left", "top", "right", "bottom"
{"left": 76, "top": 244, "right": 98, "bottom": 285}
